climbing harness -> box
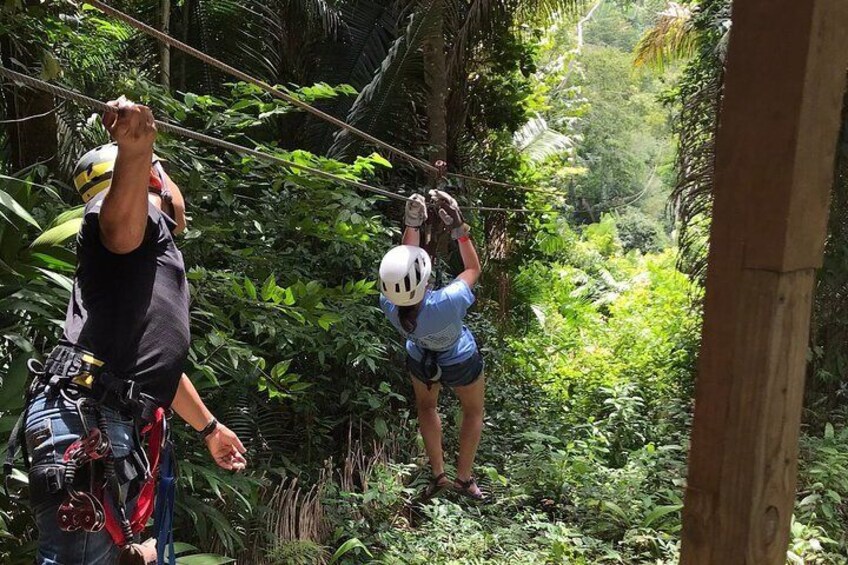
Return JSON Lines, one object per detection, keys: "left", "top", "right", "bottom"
{"left": 420, "top": 349, "right": 443, "bottom": 390}
{"left": 4, "top": 345, "right": 176, "bottom": 563}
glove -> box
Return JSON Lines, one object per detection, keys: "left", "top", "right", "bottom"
{"left": 404, "top": 194, "right": 428, "bottom": 228}
{"left": 429, "top": 189, "right": 469, "bottom": 240}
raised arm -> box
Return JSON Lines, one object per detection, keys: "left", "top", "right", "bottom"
{"left": 456, "top": 235, "right": 481, "bottom": 287}
{"left": 429, "top": 189, "right": 481, "bottom": 287}
{"left": 99, "top": 97, "right": 156, "bottom": 254}
{"left": 402, "top": 226, "right": 421, "bottom": 246}
{"left": 402, "top": 193, "right": 427, "bottom": 247}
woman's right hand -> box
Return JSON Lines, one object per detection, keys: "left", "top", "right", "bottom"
{"left": 405, "top": 193, "right": 428, "bottom": 228}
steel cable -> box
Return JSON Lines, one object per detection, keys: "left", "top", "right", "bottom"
{"left": 0, "top": 67, "right": 550, "bottom": 213}
{"left": 86, "top": 0, "right": 567, "bottom": 198}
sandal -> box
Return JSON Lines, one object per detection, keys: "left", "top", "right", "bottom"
{"left": 453, "top": 477, "right": 486, "bottom": 502}
{"left": 423, "top": 472, "right": 451, "bottom": 500}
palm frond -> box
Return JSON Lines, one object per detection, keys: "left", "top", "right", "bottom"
{"left": 329, "top": 0, "right": 443, "bottom": 160}
{"left": 187, "top": 0, "right": 344, "bottom": 87}
{"left": 300, "top": 0, "right": 400, "bottom": 152}
{"left": 513, "top": 115, "right": 576, "bottom": 162}
{"left": 668, "top": 0, "right": 731, "bottom": 281}
{"left": 634, "top": 2, "right": 697, "bottom": 71}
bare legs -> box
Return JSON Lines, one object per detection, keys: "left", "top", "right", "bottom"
{"left": 453, "top": 375, "right": 485, "bottom": 487}
{"left": 411, "top": 378, "right": 449, "bottom": 485}
{"left": 411, "top": 374, "right": 486, "bottom": 494}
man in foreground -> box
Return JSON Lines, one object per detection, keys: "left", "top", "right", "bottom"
{"left": 15, "top": 97, "right": 246, "bottom": 564}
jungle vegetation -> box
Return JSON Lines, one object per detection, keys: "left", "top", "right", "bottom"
{"left": 1, "top": 0, "right": 846, "bottom": 562}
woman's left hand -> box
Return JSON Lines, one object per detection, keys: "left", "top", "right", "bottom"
{"left": 430, "top": 190, "right": 468, "bottom": 239}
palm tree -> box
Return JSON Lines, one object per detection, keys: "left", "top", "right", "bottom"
{"left": 328, "top": 0, "right": 580, "bottom": 172}
{"left": 634, "top": 0, "right": 730, "bottom": 280}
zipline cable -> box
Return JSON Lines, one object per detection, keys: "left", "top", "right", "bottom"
{"left": 85, "top": 0, "right": 567, "bottom": 198}
{"left": 0, "top": 67, "right": 404, "bottom": 201}
{"left": 86, "top": 0, "right": 435, "bottom": 173}
{"left": 0, "top": 67, "right": 550, "bottom": 214}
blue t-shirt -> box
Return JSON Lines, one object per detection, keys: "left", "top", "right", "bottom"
{"left": 380, "top": 279, "right": 478, "bottom": 366}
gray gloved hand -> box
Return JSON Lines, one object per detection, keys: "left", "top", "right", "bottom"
{"left": 404, "top": 193, "right": 428, "bottom": 228}
{"left": 429, "top": 189, "right": 469, "bottom": 240}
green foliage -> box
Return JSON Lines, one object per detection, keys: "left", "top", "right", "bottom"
{"left": 3, "top": 1, "right": 848, "bottom": 563}
{"left": 616, "top": 209, "right": 669, "bottom": 253}
{"left": 266, "top": 539, "right": 328, "bottom": 565}
{"left": 527, "top": 0, "right": 677, "bottom": 227}
{"left": 795, "top": 413, "right": 848, "bottom": 554}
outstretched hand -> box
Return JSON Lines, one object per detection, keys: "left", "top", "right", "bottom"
{"left": 103, "top": 95, "right": 156, "bottom": 156}
{"left": 205, "top": 423, "right": 248, "bottom": 472}
{"left": 429, "top": 189, "right": 469, "bottom": 240}
{"left": 405, "top": 193, "right": 428, "bottom": 228}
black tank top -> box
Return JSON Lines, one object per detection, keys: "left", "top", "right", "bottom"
{"left": 62, "top": 192, "right": 190, "bottom": 407}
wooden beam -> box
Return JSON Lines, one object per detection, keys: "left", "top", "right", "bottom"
{"left": 680, "top": 0, "right": 848, "bottom": 563}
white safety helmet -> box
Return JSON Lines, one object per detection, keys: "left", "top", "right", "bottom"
{"left": 379, "top": 245, "right": 432, "bottom": 306}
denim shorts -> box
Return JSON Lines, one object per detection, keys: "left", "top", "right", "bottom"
{"left": 407, "top": 351, "right": 484, "bottom": 388}
{"left": 24, "top": 391, "right": 138, "bottom": 564}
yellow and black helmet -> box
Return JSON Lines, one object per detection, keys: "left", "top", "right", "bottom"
{"left": 73, "top": 143, "right": 163, "bottom": 202}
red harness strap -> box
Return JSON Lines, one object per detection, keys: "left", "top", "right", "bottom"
{"left": 103, "top": 407, "right": 166, "bottom": 546}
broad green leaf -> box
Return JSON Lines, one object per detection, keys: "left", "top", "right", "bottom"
{"left": 261, "top": 275, "right": 277, "bottom": 301}
{"left": 48, "top": 206, "right": 85, "bottom": 229}
{"left": 30, "top": 218, "right": 82, "bottom": 249}
{"left": 329, "top": 538, "right": 372, "bottom": 564}
{"left": 36, "top": 268, "right": 74, "bottom": 293}
{"left": 374, "top": 417, "right": 388, "bottom": 438}
{"left": 271, "top": 360, "right": 291, "bottom": 379}
{"left": 172, "top": 543, "right": 199, "bottom": 556}
{"left": 175, "top": 554, "right": 235, "bottom": 565}
{"left": 244, "top": 278, "right": 257, "bottom": 300}
{"left": 184, "top": 92, "right": 198, "bottom": 109}
{"left": 0, "top": 351, "right": 32, "bottom": 412}
{"left": 824, "top": 422, "right": 834, "bottom": 439}
{"left": 369, "top": 153, "right": 392, "bottom": 168}
{"left": 0, "top": 189, "right": 39, "bottom": 229}
{"left": 601, "top": 500, "right": 628, "bottom": 522}
{"left": 0, "top": 413, "right": 22, "bottom": 434}
{"left": 642, "top": 504, "right": 682, "bottom": 528}
{"left": 30, "top": 252, "right": 75, "bottom": 272}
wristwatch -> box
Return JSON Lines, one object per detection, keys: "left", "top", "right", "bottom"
{"left": 200, "top": 417, "right": 218, "bottom": 439}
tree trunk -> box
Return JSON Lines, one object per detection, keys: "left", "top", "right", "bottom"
{"left": 177, "top": 0, "right": 191, "bottom": 92}
{"left": 1, "top": 34, "right": 57, "bottom": 171}
{"left": 159, "top": 0, "right": 171, "bottom": 89}
{"left": 423, "top": 0, "right": 447, "bottom": 172}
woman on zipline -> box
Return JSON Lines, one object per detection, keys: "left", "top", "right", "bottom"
{"left": 378, "top": 191, "right": 485, "bottom": 500}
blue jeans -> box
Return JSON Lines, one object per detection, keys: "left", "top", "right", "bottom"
{"left": 24, "top": 391, "right": 137, "bottom": 565}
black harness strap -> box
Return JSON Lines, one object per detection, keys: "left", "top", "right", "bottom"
{"left": 4, "top": 345, "right": 158, "bottom": 543}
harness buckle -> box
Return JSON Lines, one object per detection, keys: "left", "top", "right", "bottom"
{"left": 45, "top": 466, "right": 64, "bottom": 494}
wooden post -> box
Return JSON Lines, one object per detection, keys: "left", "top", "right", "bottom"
{"left": 681, "top": 0, "right": 848, "bottom": 563}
